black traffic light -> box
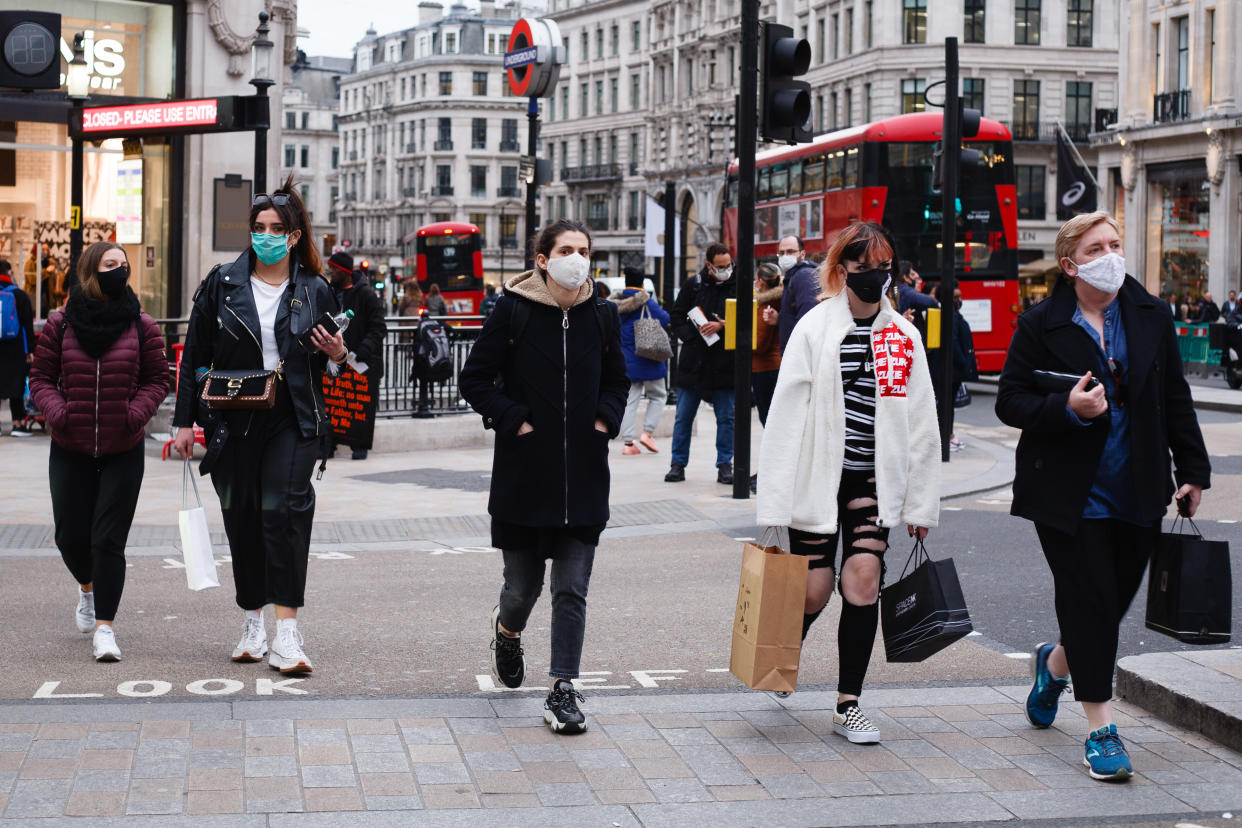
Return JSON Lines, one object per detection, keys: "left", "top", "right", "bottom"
{"left": 0, "top": 12, "right": 61, "bottom": 91}
{"left": 760, "top": 23, "right": 812, "bottom": 145}
{"left": 933, "top": 105, "right": 984, "bottom": 190}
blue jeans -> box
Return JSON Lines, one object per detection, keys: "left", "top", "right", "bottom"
{"left": 498, "top": 535, "right": 596, "bottom": 680}
{"left": 670, "top": 387, "right": 734, "bottom": 468}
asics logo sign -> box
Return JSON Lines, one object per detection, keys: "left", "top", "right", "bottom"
{"left": 1061, "top": 181, "right": 1087, "bottom": 207}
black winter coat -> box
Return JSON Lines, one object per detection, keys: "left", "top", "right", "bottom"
{"left": 337, "top": 275, "right": 388, "bottom": 380}
{"left": 459, "top": 275, "right": 628, "bottom": 531}
{"left": 0, "top": 280, "right": 35, "bottom": 399}
{"left": 172, "top": 251, "right": 339, "bottom": 459}
{"left": 669, "top": 268, "right": 737, "bottom": 391}
{"left": 996, "top": 277, "right": 1210, "bottom": 534}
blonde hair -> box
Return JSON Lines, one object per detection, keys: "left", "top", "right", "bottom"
{"left": 817, "top": 222, "right": 896, "bottom": 301}
{"left": 1055, "top": 211, "right": 1120, "bottom": 267}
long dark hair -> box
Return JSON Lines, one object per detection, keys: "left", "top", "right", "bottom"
{"left": 248, "top": 173, "right": 322, "bottom": 276}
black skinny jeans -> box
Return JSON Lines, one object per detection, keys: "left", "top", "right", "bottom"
{"left": 210, "top": 388, "right": 319, "bottom": 610}
{"left": 497, "top": 533, "right": 596, "bottom": 680}
{"left": 789, "top": 467, "right": 890, "bottom": 697}
{"left": 49, "top": 440, "right": 145, "bottom": 622}
{"left": 1035, "top": 519, "right": 1158, "bottom": 703}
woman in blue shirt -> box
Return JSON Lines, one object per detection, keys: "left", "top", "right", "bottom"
{"left": 996, "top": 211, "right": 1210, "bottom": 782}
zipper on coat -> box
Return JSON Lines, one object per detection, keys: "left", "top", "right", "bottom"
{"left": 562, "top": 307, "right": 570, "bottom": 525}
{"left": 225, "top": 303, "right": 263, "bottom": 355}
{"left": 94, "top": 358, "right": 101, "bottom": 457}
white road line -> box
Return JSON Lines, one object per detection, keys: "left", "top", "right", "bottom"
{"left": 967, "top": 631, "right": 982, "bottom": 637}
{"left": 1005, "top": 652, "right": 1031, "bottom": 660}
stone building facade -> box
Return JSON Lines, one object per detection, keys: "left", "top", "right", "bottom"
{"left": 282, "top": 54, "right": 352, "bottom": 256}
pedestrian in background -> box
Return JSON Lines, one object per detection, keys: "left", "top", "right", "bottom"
{"left": 665, "top": 242, "right": 737, "bottom": 484}
{"left": 0, "top": 258, "right": 36, "bottom": 436}
{"left": 480, "top": 284, "right": 499, "bottom": 317}
{"left": 424, "top": 283, "right": 447, "bottom": 317}
{"left": 996, "top": 210, "right": 1210, "bottom": 782}
{"left": 172, "top": 179, "right": 344, "bottom": 676}
{"left": 29, "top": 242, "right": 168, "bottom": 662}
{"left": 398, "top": 277, "right": 424, "bottom": 319}
{"left": 609, "top": 280, "right": 669, "bottom": 455}
{"left": 459, "top": 219, "right": 628, "bottom": 734}
{"left": 326, "top": 251, "right": 388, "bottom": 460}
{"left": 771, "top": 235, "right": 819, "bottom": 353}
{"left": 1221, "top": 289, "right": 1240, "bottom": 320}
{"left": 752, "top": 262, "right": 783, "bottom": 426}
{"left": 757, "top": 222, "right": 940, "bottom": 743}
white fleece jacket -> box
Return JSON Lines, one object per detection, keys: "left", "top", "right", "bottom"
{"left": 756, "top": 290, "right": 942, "bottom": 533}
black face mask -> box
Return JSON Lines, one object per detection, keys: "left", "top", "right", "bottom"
{"left": 845, "top": 268, "right": 889, "bottom": 304}
{"left": 97, "top": 264, "right": 130, "bottom": 298}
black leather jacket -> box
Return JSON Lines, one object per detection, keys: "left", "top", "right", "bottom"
{"left": 172, "top": 250, "right": 338, "bottom": 446}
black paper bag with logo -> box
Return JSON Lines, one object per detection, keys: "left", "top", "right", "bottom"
{"left": 1146, "top": 516, "right": 1232, "bottom": 644}
{"left": 881, "top": 540, "right": 974, "bottom": 663}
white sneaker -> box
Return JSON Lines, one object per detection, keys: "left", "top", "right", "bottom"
{"left": 92, "top": 626, "right": 121, "bottom": 662}
{"left": 75, "top": 590, "right": 95, "bottom": 633}
{"left": 231, "top": 617, "right": 268, "bottom": 663}
{"left": 269, "top": 624, "right": 312, "bottom": 674}
{"left": 832, "top": 704, "right": 880, "bottom": 744}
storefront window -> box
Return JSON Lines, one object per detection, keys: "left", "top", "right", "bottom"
{"left": 1147, "top": 161, "right": 1209, "bottom": 302}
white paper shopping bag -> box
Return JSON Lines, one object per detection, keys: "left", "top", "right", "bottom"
{"left": 179, "top": 460, "right": 219, "bottom": 591}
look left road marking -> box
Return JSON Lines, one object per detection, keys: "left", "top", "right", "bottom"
{"left": 32, "top": 678, "right": 306, "bottom": 699}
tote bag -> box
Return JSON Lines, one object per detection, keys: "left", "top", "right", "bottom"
{"left": 881, "top": 539, "right": 973, "bottom": 662}
{"left": 729, "top": 528, "right": 809, "bottom": 693}
{"left": 633, "top": 304, "right": 673, "bottom": 362}
{"left": 1146, "top": 516, "right": 1232, "bottom": 644}
{"left": 179, "top": 460, "right": 219, "bottom": 591}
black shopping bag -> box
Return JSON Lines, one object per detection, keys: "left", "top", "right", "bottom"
{"left": 1146, "top": 517, "right": 1232, "bottom": 644}
{"left": 881, "top": 539, "right": 974, "bottom": 662}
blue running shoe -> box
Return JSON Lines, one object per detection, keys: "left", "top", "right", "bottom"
{"left": 1025, "top": 641, "right": 1070, "bottom": 728}
{"left": 1083, "top": 724, "right": 1133, "bottom": 781}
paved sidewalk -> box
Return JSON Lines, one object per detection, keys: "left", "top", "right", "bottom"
{"left": 1119, "top": 648, "right": 1242, "bottom": 755}
{"left": 2, "top": 685, "right": 1241, "bottom": 824}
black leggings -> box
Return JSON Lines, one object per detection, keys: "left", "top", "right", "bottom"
{"left": 1035, "top": 519, "right": 1158, "bottom": 703}
{"left": 48, "top": 441, "right": 145, "bottom": 622}
{"left": 210, "top": 391, "right": 319, "bottom": 610}
{"left": 9, "top": 397, "right": 23, "bottom": 424}
{"left": 789, "top": 468, "right": 890, "bottom": 696}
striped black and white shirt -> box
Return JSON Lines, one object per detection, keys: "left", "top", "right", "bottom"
{"left": 841, "top": 315, "right": 877, "bottom": 471}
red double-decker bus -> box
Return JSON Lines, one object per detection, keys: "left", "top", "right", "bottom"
{"left": 401, "top": 221, "right": 485, "bottom": 317}
{"left": 724, "top": 112, "right": 1020, "bottom": 372}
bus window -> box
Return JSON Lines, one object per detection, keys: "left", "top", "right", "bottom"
{"left": 803, "top": 155, "right": 825, "bottom": 192}
{"left": 826, "top": 151, "right": 845, "bottom": 190}
{"left": 770, "top": 165, "right": 789, "bottom": 199}
{"left": 727, "top": 175, "right": 738, "bottom": 207}
{"left": 788, "top": 160, "right": 804, "bottom": 196}
{"left": 757, "top": 167, "right": 771, "bottom": 201}
{"left": 844, "top": 147, "right": 860, "bottom": 188}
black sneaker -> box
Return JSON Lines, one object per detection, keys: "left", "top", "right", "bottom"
{"left": 489, "top": 605, "right": 525, "bottom": 689}
{"left": 544, "top": 679, "right": 587, "bottom": 734}
{"left": 664, "top": 462, "right": 685, "bottom": 482}
{"left": 351, "top": 448, "right": 368, "bottom": 460}
{"left": 717, "top": 463, "right": 734, "bottom": 484}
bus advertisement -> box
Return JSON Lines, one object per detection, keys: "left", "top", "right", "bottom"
{"left": 724, "top": 112, "right": 1020, "bottom": 372}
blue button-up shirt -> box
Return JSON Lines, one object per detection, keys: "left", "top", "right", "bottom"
{"left": 1067, "top": 298, "right": 1139, "bottom": 521}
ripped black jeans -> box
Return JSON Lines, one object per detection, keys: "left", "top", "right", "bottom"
{"left": 789, "top": 467, "right": 889, "bottom": 697}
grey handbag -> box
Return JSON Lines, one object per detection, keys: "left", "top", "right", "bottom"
{"left": 633, "top": 304, "right": 673, "bottom": 361}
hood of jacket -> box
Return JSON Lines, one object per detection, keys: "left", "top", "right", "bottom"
{"left": 504, "top": 269, "right": 594, "bottom": 309}
{"left": 609, "top": 289, "right": 649, "bottom": 315}
{"left": 756, "top": 284, "right": 783, "bottom": 306}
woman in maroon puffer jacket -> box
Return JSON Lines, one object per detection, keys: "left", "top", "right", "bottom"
{"left": 29, "top": 242, "right": 169, "bottom": 663}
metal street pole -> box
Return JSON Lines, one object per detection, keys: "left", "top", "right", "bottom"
{"left": 68, "top": 104, "right": 83, "bottom": 297}
{"left": 662, "top": 180, "right": 675, "bottom": 301}
{"left": 732, "top": 0, "right": 759, "bottom": 499}
{"left": 937, "top": 37, "right": 960, "bottom": 463}
{"left": 250, "top": 11, "right": 274, "bottom": 196}
{"left": 524, "top": 97, "right": 539, "bottom": 270}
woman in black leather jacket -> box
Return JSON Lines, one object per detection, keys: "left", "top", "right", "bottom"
{"left": 172, "top": 177, "right": 344, "bottom": 676}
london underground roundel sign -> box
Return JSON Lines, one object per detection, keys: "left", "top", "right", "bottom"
{"left": 505, "top": 17, "right": 564, "bottom": 98}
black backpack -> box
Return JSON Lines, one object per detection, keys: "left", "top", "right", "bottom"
{"left": 414, "top": 318, "right": 453, "bottom": 381}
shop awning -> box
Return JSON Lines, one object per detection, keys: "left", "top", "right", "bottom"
{"left": 1019, "top": 258, "right": 1061, "bottom": 277}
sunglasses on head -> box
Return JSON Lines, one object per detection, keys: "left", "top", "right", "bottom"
{"left": 252, "top": 193, "right": 291, "bottom": 208}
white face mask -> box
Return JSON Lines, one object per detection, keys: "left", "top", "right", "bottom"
{"left": 712, "top": 266, "right": 733, "bottom": 283}
{"left": 1071, "top": 252, "right": 1126, "bottom": 294}
{"left": 545, "top": 253, "right": 590, "bottom": 290}
{"left": 777, "top": 254, "right": 798, "bottom": 273}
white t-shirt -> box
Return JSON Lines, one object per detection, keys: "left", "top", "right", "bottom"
{"left": 249, "top": 276, "right": 288, "bottom": 371}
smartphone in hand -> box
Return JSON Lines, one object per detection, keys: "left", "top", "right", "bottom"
{"left": 297, "top": 311, "right": 340, "bottom": 351}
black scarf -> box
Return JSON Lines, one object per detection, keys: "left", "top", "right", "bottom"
{"left": 63, "top": 286, "right": 141, "bottom": 359}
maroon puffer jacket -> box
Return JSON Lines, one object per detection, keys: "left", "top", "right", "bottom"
{"left": 29, "top": 311, "right": 169, "bottom": 457}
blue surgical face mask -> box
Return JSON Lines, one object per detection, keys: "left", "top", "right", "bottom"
{"left": 251, "top": 232, "right": 291, "bottom": 266}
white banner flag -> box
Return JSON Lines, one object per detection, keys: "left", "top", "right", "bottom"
{"left": 644, "top": 198, "right": 681, "bottom": 258}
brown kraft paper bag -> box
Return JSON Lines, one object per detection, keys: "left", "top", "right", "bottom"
{"left": 729, "top": 533, "right": 809, "bottom": 693}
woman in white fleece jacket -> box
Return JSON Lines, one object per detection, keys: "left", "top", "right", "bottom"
{"left": 757, "top": 222, "right": 941, "bottom": 745}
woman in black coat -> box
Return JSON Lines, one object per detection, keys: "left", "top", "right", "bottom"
{"left": 996, "top": 211, "right": 1210, "bottom": 782}
{"left": 459, "top": 219, "right": 628, "bottom": 735}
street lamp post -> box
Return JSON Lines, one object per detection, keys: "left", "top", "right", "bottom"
{"left": 249, "top": 12, "right": 275, "bottom": 195}
{"left": 66, "top": 33, "right": 90, "bottom": 300}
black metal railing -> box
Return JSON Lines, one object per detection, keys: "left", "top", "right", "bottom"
{"left": 586, "top": 215, "right": 610, "bottom": 231}
{"left": 433, "top": 139, "right": 454, "bottom": 150}
{"left": 499, "top": 139, "right": 521, "bottom": 152}
{"left": 1094, "top": 107, "right": 1117, "bottom": 133}
{"left": 562, "top": 163, "right": 623, "bottom": 182}
{"left": 496, "top": 186, "right": 521, "bottom": 197}
{"left": 1154, "top": 90, "right": 1192, "bottom": 123}
{"left": 430, "top": 185, "right": 454, "bottom": 196}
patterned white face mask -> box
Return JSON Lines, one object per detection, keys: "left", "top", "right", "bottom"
{"left": 1072, "top": 252, "right": 1125, "bottom": 294}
